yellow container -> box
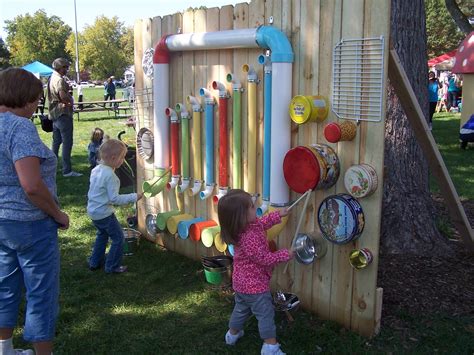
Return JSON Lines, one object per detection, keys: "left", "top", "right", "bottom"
{"left": 166, "top": 214, "right": 193, "bottom": 235}
{"left": 289, "top": 95, "right": 329, "bottom": 124}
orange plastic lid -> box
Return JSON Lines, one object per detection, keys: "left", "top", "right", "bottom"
{"left": 283, "top": 146, "right": 321, "bottom": 193}
{"left": 324, "top": 123, "right": 341, "bottom": 143}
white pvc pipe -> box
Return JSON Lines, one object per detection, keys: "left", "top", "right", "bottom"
{"left": 166, "top": 29, "right": 260, "bottom": 51}
{"left": 153, "top": 63, "right": 170, "bottom": 169}
{"left": 270, "top": 62, "right": 292, "bottom": 206}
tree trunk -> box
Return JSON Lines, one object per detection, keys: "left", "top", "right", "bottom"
{"left": 382, "top": 0, "right": 453, "bottom": 255}
{"left": 445, "top": 0, "right": 473, "bottom": 34}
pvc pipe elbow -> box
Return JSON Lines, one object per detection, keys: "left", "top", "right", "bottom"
{"left": 142, "top": 169, "right": 170, "bottom": 198}
{"left": 258, "top": 54, "right": 272, "bottom": 73}
{"left": 212, "top": 81, "right": 228, "bottom": 98}
{"left": 212, "top": 187, "right": 228, "bottom": 205}
{"left": 226, "top": 73, "right": 242, "bottom": 90}
{"left": 242, "top": 64, "right": 258, "bottom": 82}
{"left": 189, "top": 179, "right": 203, "bottom": 196}
{"left": 166, "top": 175, "right": 180, "bottom": 190}
{"left": 186, "top": 95, "right": 201, "bottom": 112}
{"left": 199, "top": 183, "right": 215, "bottom": 200}
{"left": 165, "top": 107, "right": 179, "bottom": 122}
{"left": 177, "top": 178, "right": 190, "bottom": 193}
{"left": 199, "top": 88, "right": 215, "bottom": 105}
{"left": 175, "top": 102, "right": 190, "bottom": 118}
{"left": 256, "top": 200, "right": 270, "bottom": 217}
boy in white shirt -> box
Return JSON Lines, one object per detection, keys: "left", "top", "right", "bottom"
{"left": 87, "top": 139, "right": 142, "bottom": 273}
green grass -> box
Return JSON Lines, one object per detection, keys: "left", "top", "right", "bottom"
{"left": 11, "top": 99, "right": 474, "bottom": 353}
{"left": 431, "top": 112, "right": 474, "bottom": 200}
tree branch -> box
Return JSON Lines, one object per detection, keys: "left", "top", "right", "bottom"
{"left": 445, "top": 0, "right": 473, "bottom": 34}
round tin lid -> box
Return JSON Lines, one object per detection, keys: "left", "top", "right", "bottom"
{"left": 137, "top": 128, "right": 154, "bottom": 160}
{"left": 324, "top": 122, "right": 342, "bottom": 143}
{"left": 344, "top": 164, "right": 377, "bottom": 198}
{"left": 283, "top": 146, "right": 321, "bottom": 193}
{"left": 289, "top": 95, "right": 311, "bottom": 124}
{"left": 145, "top": 214, "right": 157, "bottom": 237}
{"left": 318, "top": 194, "right": 364, "bottom": 244}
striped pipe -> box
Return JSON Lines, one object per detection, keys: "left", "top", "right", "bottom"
{"left": 257, "top": 54, "right": 272, "bottom": 216}
{"left": 226, "top": 73, "right": 242, "bottom": 189}
{"left": 199, "top": 88, "right": 216, "bottom": 200}
{"left": 176, "top": 103, "right": 191, "bottom": 193}
{"left": 243, "top": 64, "right": 258, "bottom": 195}
{"left": 165, "top": 107, "right": 180, "bottom": 190}
{"left": 212, "top": 80, "right": 229, "bottom": 204}
{"left": 186, "top": 95, "right": 203, "bottom": 196}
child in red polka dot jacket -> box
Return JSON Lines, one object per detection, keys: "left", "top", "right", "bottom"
{"left": 218, "top": 189, "right": 294, "bottom": 355}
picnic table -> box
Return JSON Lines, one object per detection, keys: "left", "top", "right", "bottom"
{"left": 73, "top": 99, "right": 132, "bottom": 120}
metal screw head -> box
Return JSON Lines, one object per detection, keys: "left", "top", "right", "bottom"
{"left": 269, "top": 16, "right": 274, "bottom": 24}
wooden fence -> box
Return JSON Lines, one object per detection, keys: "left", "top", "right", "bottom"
{"left": 133, "top": 0, "right": 391, "bottom": 337}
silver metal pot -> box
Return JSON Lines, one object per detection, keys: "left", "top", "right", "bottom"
{"left": 292, "top": 232, "right": 327, "bottom": 264}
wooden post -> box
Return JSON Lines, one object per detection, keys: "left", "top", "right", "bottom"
{"left": 388, "top": 48, "right": 474, "bottom": 251}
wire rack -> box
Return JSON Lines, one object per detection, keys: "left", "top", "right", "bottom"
{"left": 331, "top": 36, "right": 385, "bottom": 122}
{"left": 132, "top": 87, "right": 154, "bottom": 129}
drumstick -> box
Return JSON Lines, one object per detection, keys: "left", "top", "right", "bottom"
{"left": 287, "top": 189, "right": 312, "bottom": 211}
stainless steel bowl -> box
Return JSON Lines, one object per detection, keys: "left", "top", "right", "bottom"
{"left": 145, "top": 214, "right": 157, "bottom": 237}
{"left": 292, "top": 232, "right": 328, "bottom": 264}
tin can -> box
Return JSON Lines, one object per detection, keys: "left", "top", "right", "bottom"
{"left": 317, "top": 194, "right": 365, "bottom": 244}
{"left": 289, "top": 95, "right": 329, "bottom": 124}
{"left": 349, "top": 248, "right": 373, "bottom": 269}
{"left": 324, "top": 121, "right": 357, "bottom": 143}
{"left": 344, "top": 164, "right": 378, "bottom": 198}
{"left": 283, "top": 143, "right": 340, "bottom": 194}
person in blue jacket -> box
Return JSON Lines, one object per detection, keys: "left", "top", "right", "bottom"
{"left": 428, "top": 71, "right": 441, "bottom": 129}
{"left": 104, "top": 77, "right": 116, "bottom": 107}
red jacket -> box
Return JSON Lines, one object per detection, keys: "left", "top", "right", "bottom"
{"left": 232, "top": 211, "right": 291, "bottom": 294}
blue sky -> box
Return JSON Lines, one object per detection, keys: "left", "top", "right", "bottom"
{"left": 0, "top": 0, "right": 244, "bottom": 40}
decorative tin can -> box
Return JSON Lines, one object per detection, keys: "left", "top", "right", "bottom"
{"left": 349, "top": 248, "right": 374, "bottom": 269}
{"left": 344, "top": 164, "right": 378, "bottom": 198}
{"left": 289, "top": 95, "right": 329, "bottom": 124}
{"left": 283, "top": 143, "right": 340, "bottom": 193}
{"left": 317, "top": 194, "right": 365, "bottom": 244}
{"left": 122, "top": 228, "right": 141, "bottom": 256}
{"left": 324, "top": 121, "right": 357, "bottom": 143}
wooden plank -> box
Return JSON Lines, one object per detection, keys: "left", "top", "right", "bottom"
{"left": 311, "top": 0, "right": 341, "bottom": 321}
{"left": 373, "top": 287, "right": 383, "bottom": 335}
{"left": 326, "top": 0, "right": 365, "bottom": 329}
{"left": 388, "top": 49, "right": 474, "bottom": 251}
{"left": 349, "top": 0, "right": 390, "bottom": 337}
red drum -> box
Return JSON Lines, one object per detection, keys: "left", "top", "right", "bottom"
{"left": 283, "top": 144, "right": 340, "bottom": 194}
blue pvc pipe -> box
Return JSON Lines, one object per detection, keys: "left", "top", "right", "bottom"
{"left": 262, "top": 62, "right": 272, "bottom": 204}
{"left": 256, "top": 26, "right": 294, "bottom": 63}
{"left": 204, "top": 102, "right": 215, "bottom": 184}
{"left": 177, "top": 217, "right": 205, "bottom": 239}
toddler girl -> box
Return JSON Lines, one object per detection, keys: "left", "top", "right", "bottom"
{"left": 87, "top": 127, "right": 104, "bottom": 169}
{"left": 87, "top": 139, "right": 142, "bottom": 273}
{"left": 218, "top": 189, "right": 293, "bottom": 355}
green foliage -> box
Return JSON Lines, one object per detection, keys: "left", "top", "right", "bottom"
{"left": 0, "top": 38, "right": 11, "bottom": 69}
{"left": 66, "top": 16, "right": 133, "bottom": 81}
{"left": 4, "top": 9, "right": 71, "bottom": 66}
{"left": 425, "top": 0, "right": 466, "bottom": 58}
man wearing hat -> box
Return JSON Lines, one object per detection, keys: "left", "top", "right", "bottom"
{"left": 48, "top": 58, "right": 82, "bottom": 177}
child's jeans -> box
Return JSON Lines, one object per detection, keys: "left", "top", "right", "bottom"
{"left": 229, "top": 291, "right": 276, "bottom": 340}
{"left": 90, "top": 214, "right": 123, "bottom": 272}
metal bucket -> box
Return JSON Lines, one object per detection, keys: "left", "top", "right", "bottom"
{"left": 123, "top": 228, "right": 141, "bottom": 256}
{"left": 202, "top": 255, "right": 233, "bottom": 287}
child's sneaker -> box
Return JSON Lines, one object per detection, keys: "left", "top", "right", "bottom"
{"left": 225, "top": 329, "right": 244, "bottom": 345}
{"left": 261, "top": 342, "right": 286, "bottom": 355}
{"left": 110, "top": 265, "right": 128, "bottom": 273}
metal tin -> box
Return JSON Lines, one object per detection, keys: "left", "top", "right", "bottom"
{"left": 145, "top": 214, "right": 157, "bottom": 237}
{"left": 122, "top": 228, "right": 141, "bottom": 256}
{"left": 283, "top": 143, "right": 340, "bottom": 194}
{"left": 136, "top": 127, "right": 154, "bottom": 160}
{"left": 344, "top": 164, "right": 378, "bottom": 198}
{"left": 324, "top": 121, "right": 357, "bottom": 143}
{"left": 349, "top": 248, "right": 373, "bottom": 269}
{"left": 289, "top": 95, "right": 329, "bottom": 124}
{"left": 317, "top": 194, "right": 365, "bottom": 244}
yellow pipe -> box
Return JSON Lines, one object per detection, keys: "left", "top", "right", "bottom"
{"left": 191, "top": 109, "right": 202, "bottom": 180}
{"left": 166, "top": 213, "right": 194, "bottom": 235}
{"left": 243, "top": 64, "right": 257, "bottom": 194}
